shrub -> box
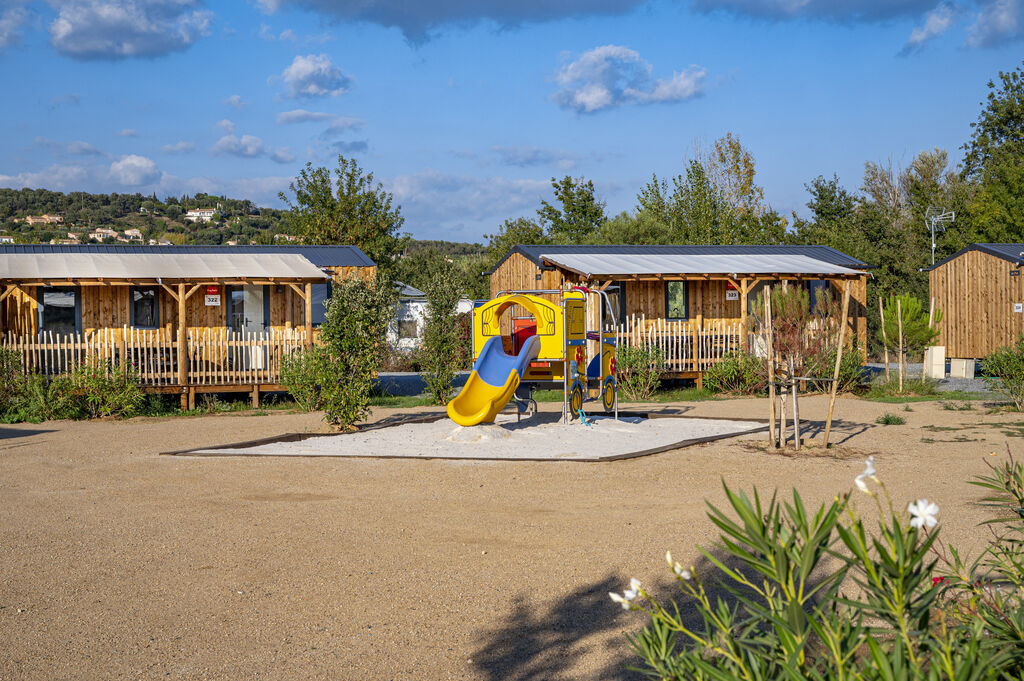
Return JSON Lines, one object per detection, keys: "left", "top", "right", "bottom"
{"left": 619, "top": 456, "right": 1024, "bottom": 680}
{"left": 617, "top": 345, "right": 665, "bottom": 402}
{"left": 865, "top": 376, "right": 939, "bottom": 399}
{"left": 805, "top": 338, "right": 867, "bottom": 393}
{"left": 702, "top": 352, "right": 765, "bottom": 394}
{"left": 982, "top": 335, "right": 1024, "bottom": 410}
{"left": 420, "top": 265, "right": 465, "bottom": 405}
{"left": 880, "top": 294, "right": 942, "bottom": 357}
{"left": 876, "top": 412, "right": 905, "bottom": 425}
{"left": 280, "top": 346, "right": 331, "bottom": 412}
{"left": 314, "top": 276, "right": 396, "bottom": 428}
{"left": 0, "top": 347, "right": 26, "bottom": 413}
{"left": 57, "top": 359, "right": 146, "bottom": 419}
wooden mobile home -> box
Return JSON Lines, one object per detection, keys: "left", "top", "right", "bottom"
{"left": 0, "top": 244, "right": 376, "bottom": 406}
{"left": 928, "top": 243, "right": 1024, "bottom": 359}
{"left": 488, "top": 245, "right": 871, "bottom": 383}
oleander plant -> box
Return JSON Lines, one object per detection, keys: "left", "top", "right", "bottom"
{"left": 613, "top": 455, "right": 1024, "bottom": 680}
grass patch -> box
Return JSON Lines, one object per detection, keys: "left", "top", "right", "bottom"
{"left": 367, "top": 394, "right": 434, "bottom": 408}
{"left": 876, "top": 413, "right": 906, "bottom": 425}
{"left": 532, "top": 386, "right": 716, "bottom": 404}
{"left": 941, "top": 400, "right": 975, "bottom": 411}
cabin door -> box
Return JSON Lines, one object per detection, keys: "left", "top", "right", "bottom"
{"left": 242, "top": 286, "right": 264, "bottom": 333}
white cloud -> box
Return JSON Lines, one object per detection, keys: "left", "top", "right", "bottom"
{"left": 224, "top": 94, "right": 245, "bottom": 108}
{"left": 117, "top": 128, "right": 137, "bottom": 137}
{"left": 902, "top": 2, "right": 956, "bottom": 52}
{"left": 211, "top": 134, "right": 265, "bottom": 158}
{"left": 49, "top": 93, "right": 81, "bottom": 109}
{"left": 216, "top": 118, "right": 235, "bottom": 133}
{"left": 258, "top": 0, "right": 645, "bottom": 43}
{"left": 0, "top": 3, "right": 27, "bottom": 48}
{"left": 967, "top": 0, "right": 1023, "bottom": 46}
{"left": 49, "top": 0, "right": 213, "bottom": 60}
{"left": 161, "top": 140, "right": 195, "bottom": 153}
{"left": 552, "top": 45, "right": 706, "bottom": 114}
{"left": 270, "top": 148, "right": 296, "bottom": 163}
{"left": 35, "top": 136, "right": 107, "bottom": 157}
{"left": 276, "top": 108, "right": 336, "bottom": 124}
{"left": 331, "top": 140, "right": 368, "bottom": 153}
{"left": 281, "top": 54, "right": 351, "bottom": 98}
{"left": 66, "top": 140, "right": 105, "bottom": 155}
{"left": 109, "top": 154, "right": 161, "bottom": 185}
{"left": 491, "top": 145, "right": 578, "bottom": 170}
{"left": 0, "top": 163, "right": 94, "bottom": 190}
{"left": 389, "top": 169, "right": 548, "bottom": 235}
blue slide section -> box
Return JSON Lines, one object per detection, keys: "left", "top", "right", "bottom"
{"left": 476, "top": 334, "right": 542, "bottom": 386}
{"left": 447, "top": 335, "right": 542, "bottom": 426}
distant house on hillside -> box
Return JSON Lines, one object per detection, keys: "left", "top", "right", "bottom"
{"left": 120, "top": 229, "right": 144, "bottom": 243}
{"left": 22, "top": 214, "right": 64, "bottom": 226}
{"left": 184, "top": 208, "right": 216, "bottom": 223}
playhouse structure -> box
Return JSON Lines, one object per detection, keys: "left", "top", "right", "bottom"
{"left": 446, "top": 287, "right": 618, "bottom": 427}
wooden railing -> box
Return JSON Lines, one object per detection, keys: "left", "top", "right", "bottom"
{"left": 1, "top": 327, "right": 309, "bottom": 387}
{"left": 616, "top": 314, "right": 749, "bottom": 373}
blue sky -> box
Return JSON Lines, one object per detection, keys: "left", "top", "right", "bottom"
{"left": 0, "top": 0, "right": 1021, "bottom": 242}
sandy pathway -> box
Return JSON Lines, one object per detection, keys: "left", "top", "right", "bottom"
{"left": 0, "top": 396, "right": 1016, "bottom": 680}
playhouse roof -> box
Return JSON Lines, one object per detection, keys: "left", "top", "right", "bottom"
{"left": 926, "top": 243, "right": 1024, "bottom": 271}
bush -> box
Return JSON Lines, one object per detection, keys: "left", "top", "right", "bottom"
{"left": 311, "top": 276, "right": 396, "bottom": 428}
{"left": 420, "top": 265, "right": 465, "bottom": 405}
{"left": 0, "top": 347, "right": 26, "bottom": 413}
{"left": 280, "top": 346, "right": 331, "bottom": 412}
{"left": 982, "top": 334, "right": 1024, "bottom": 410}
{"left": 876, "top": 412, "right": 906, "bottom": 425}
{"left": 57, "top": 359, "right": 146, "bottom": 419}
{"left": 805, "top": 340, "right": 867, "bottom": 393}
{"left": 702, "top": 352, "right": 765, "bottom": 394}
{"left": 617, "top": 345, "right": 665, "bottom": 402}
{"left": 619, "top": 456, "right": 1024, "bottom": 680}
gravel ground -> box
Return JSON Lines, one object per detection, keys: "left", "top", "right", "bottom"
{"left": 865, "top": 362, "right": 997, "bottom": 393}
{"left": 0, "top": 397, "right": 1018, "bottom": 680}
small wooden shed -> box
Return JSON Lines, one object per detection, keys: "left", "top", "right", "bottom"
{"left": 928, "top": 243, "right": 1024, "bottom": 359}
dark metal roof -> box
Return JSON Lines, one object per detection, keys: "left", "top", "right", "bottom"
{"left": 927, "top": 243, "right": 1024, "bottom": 271}
{"left": 489, "top": 244, "right": 871, "bottom": 274}
{"left": 0, "top": 244, "right": 375, "bottom": 268}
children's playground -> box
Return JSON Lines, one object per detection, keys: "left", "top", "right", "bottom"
{"left": 175, "top": 287, "right": 765, "bottom": 459}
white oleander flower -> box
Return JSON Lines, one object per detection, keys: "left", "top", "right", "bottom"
{"left": 908, "top": 499, "right": 939, "bottom": 529}
{"left": 855, "top": 456, "right": 877, "bottom": 493}
{"left": 609, "top": 577, "right": 642, "bottom": 609}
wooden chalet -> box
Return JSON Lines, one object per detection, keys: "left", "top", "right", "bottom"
{"left": 489, "top": 245, "right": 870, "bottom": 384}
{"left": 0, "top": 245, "right": 376, "bottom": 407}
{"left": 928, "top": 243, "right": 1024, "bottom": 359}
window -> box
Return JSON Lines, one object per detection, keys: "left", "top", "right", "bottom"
{"left": 131, "top": 287, "right": 159, "bottom": 328}
{"left": 310, "top": 282, "right": 331, "bottom": 326}
{"left": 398, "top": 319, "right": 419, "bottom": 339}
{"left": 605, "top": 281, "right": 627, "bottom": 328}
{"left": 227, "top": 286, "right": 245, "bottom": 332}
{"left": 665, "top": 281, "right": 688, "bottom": 320}
{"left": 39, "top": 287, "right": 79, "bottom": 334}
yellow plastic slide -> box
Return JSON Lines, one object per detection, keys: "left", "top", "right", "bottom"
{"left": 447, "top": 335, "right": 542, "bottom": 426}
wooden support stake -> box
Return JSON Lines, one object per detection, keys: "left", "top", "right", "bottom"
{"left": 791, "top": 356, "right": 800, "bottom": 451}
{"left": 897, "top": 298, "right": 904, "bottom": 393}
{"left": 879, "top": 297, "right": 890, "bottom": 382}
{"left": 304, "top": 282, "right": 313, "bottom": 348}
{"left": 177, "top": 283, "right": 187, "bottom": 388}
{"left": 823, "top": 281, "right": 851, "bottom": 448}
{"left": 766, "top": 285, "right": 776, "bottom": 447}
{"left": 739, "top": 279, "right": 749, "bottom": 352}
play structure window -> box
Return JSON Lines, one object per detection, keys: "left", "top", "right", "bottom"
{"left": 398, "top": 319, "right": 419, "bottom": 339}
{"left": 130, "top": 287, "right": 159, "bottom": 329}
{"left": 38, "top": 286, "right": 80, "bottom": 334}
{"left": 665, "top": 281, "right": 688, "bottom": 320}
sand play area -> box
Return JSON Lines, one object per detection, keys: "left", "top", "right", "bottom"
{"left": 1, "top": 395, "right": 1020, "bottom": 680}
{"left": 176, "top": 413, "right": 767, "bottom": 460}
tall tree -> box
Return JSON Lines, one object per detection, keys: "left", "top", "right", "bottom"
{"left": 280, "top": 155, "right": 408, "bottom": 272}
{"left": 483, "top": 216, "right": 548, "bottom": 271}
{"left": 537, "top": 175, "right": 606, "bottom": 243}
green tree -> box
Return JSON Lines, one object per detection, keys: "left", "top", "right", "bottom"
{"left": 482, "top": 217, "right": 548, "bottom": 272}
{"left": 420, "top": 262, "right": 465, "bottom": 405}
{"left": 537, "top": 175, "right": 606, "bottom": 243}
{"left": 280, "top": 155, "right": 409, "bottom": 273}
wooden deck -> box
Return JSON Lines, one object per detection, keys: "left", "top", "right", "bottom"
{"left": 3, "top": 327, "right": 310, "bottom": 408}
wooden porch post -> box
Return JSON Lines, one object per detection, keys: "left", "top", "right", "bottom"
{"left": 739, "top": 279, "right": 750, "bottom": 352}
{"left": 855, "top": 275, "right": 868, "bottom": 361}
{"left": 285, "top": 286, "right": 293, "bottom": 329}
{"left": 304, "top": 282, "right": 312, "bottom": 348}
{"left": 177, "top": 282, "right": 187, "bottom": 388}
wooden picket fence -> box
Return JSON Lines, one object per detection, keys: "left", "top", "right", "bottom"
{"left": 1, "top": 327, "right": 309, "bottom": 387}
{"left": 616, "top": 314, "right": 750, "bottom": 373}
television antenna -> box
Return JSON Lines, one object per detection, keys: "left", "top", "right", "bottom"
{"left": 926, "top": 207, "right": 955, "bottom": 265}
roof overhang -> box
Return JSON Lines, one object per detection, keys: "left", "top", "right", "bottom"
{"left": 539, "top": 253, "right": 865, "bottom": 280}
{"left": 0, "top": 252, "right": 331, "bottom": 283}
